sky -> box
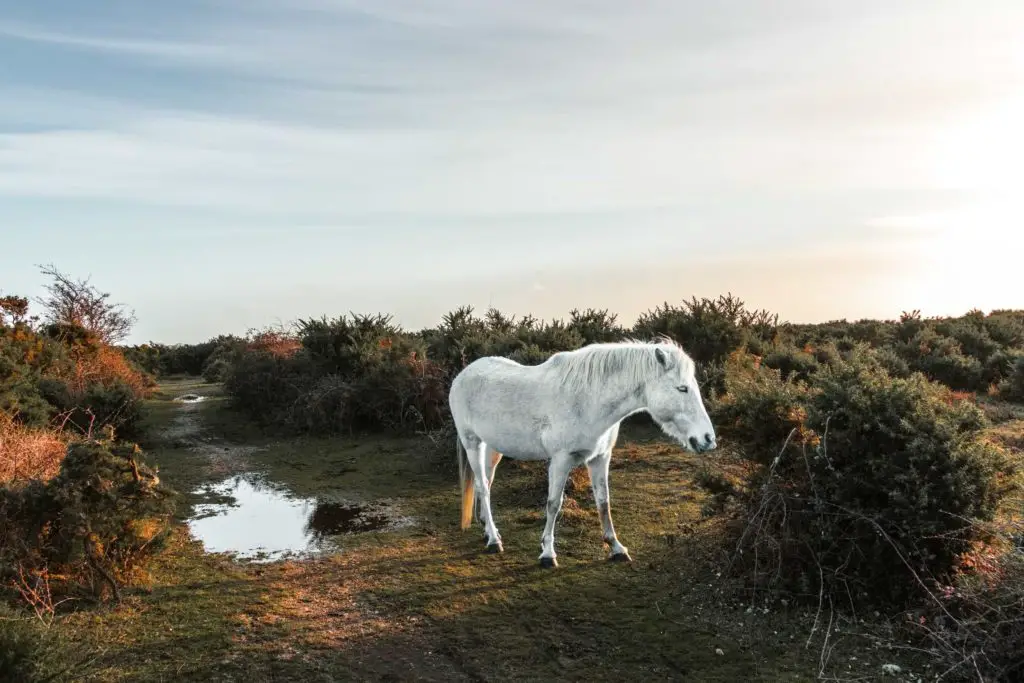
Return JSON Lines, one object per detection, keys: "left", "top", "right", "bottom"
{"left": 2, "top": 0, "right": 1023, "bottom": 343}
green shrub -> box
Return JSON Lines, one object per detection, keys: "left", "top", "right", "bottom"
{"left": 982, "top": 312, "right": 1024, "bottom": 348}
{"left": 223, "top": 317, "right": 450, "bottom": 435}
{"left": 1, "top": 320, "right": 72, "bottom": 428}
{"left": 982, "top": 348, "right": 1024, "bottom": 387}
{"left": 711, "top": 352, "right": 816, "bottom": 468}
{"left": 200, "top": 336, "right": 246, "bottom": 382}
{"left": 634, "top": 294, "right": 777, "bottom": 394}
{"left": 872, "top": 346, "right": 912, "bottom": 378}
{"left": 721, "top": 348, "right": 1015, "bottom": 607}
{"left": 36, "top": 379, "right": 142, "bottom": 440}
{"left": 942, "top": 321, "right": 1002, "bottom": 363}
{"left": 635, "top": 294, "right": 765, "bottom": 366}
{"left": 119, "top": 343, "right": 163, "bottom": 377}
{"left": 200, "top": 355, "right": 232, "bottom": 383}
{"left": 909, "top": 524, "right": 1024, "bottom": 683}
{"left": 897, "top": 329, "right": 986, "bottom": 391}
{"left": 121, "top": 337, "right": 242, "bottom": 378}
{"left": 761, "top": 346, "right": 819, "bottom": 384}
{"left": 998, "top": 356, "right": 1024, "bottom": 403}
{"left": 0, "top": 369, "right": 52, "bottom": 428}
{"left": 566, "top": 308, "right": 625, "bottom": 345}
{"left": 222, "top": 347, "right": 311, "bottom": 429}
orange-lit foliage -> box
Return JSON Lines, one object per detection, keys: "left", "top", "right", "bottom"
{"left": 0, "top": 413, "right": 69, "bottom": 485}
{"left": 956, "top": 538, "right": 1011, "bottom": 585}
{"left": 248, "top": 330, "right": 301, "bottom": 358}
{"left": 948, "top": 389, "right": 976, "bottom": 405}
{"left": 67, "top": 345, "right": 152, "bottom": 398}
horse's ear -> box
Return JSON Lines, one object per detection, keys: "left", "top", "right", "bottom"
{"left": 655, "top": 347, "right": 670, "bottom": 369}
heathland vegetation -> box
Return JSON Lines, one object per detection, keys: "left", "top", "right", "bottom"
{"left": 2, "top": 268, "right": 1023, "bottom": 681}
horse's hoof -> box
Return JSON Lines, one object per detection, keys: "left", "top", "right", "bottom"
{"left": 485, "top": 542, "right": 504, "bottom": 554}
{"left": 608, "top": 552, "right": 633, "bottom": 563}
{"left": 539, "top": 556, "right": 558, "bottom": 569}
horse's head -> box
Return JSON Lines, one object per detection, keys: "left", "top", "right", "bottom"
{"left": 644, "top": 342, "right": 717, "bottom": 454}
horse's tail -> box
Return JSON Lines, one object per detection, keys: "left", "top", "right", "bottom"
{"left": 457, "top": 434, "right": 475, "bottom": 531}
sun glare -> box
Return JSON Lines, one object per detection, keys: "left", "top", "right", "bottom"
{"left": 929, "top": 94, "right": 1024, "bottom": 193}
{"left": 883, "top": 202, "right": 1024, "bottom": 316}
{"left": 886, "top": 93, "right": 1024, "bottom": 315}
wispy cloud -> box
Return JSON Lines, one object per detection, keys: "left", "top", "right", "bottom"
{"left": 3, "top": 2, "right": 1024, "bottom": 258}
{"left": 5, "top": 0, "right": 1024, "bottom": 340}
{"left": 0, "top": 21, "right": 238, "bottom": 62}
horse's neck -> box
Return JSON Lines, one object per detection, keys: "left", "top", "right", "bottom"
{"left": 573, "top": 365, "right": 648, "bottom": 429}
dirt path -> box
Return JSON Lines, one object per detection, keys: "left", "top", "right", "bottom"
{"left": 162, "top": 392, "right": 264, "bottom": 479}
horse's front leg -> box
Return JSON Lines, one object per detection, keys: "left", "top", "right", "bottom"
{"left": 587, "top": 450, "right": 631, "bottom": 562}
{"left": 538, "top": 452, "right": 573, "bottom": 568}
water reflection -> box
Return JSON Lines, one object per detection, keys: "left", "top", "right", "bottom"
{"left": 186, "top": 473, "right": 406, "bottom": 562}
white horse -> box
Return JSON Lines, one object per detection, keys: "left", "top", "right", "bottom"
{"left": 449, "top": 337, "right": 717, "bottom": 568}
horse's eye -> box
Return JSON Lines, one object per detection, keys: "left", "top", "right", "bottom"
{"left": 676, "top": 385, "right": 689, "bottom": 393}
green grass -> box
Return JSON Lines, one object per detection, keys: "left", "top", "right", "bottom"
{"left": 14, "top": 378, "right": 951, "bottom": 682}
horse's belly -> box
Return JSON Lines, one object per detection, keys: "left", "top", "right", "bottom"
{"left": 493, "top": 447, "right": 549, "bottom": 462}
{"left": 480, "top": 429, "right": 547, "bottom": 461}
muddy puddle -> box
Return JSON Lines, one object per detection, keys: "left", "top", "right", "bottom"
{"left": 187, "top": 474, "right": 413, "bottom": 562}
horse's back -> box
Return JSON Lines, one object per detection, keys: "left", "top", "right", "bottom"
{"left": 449, "top": 356, "right": 555, "bottom": 458}
{"left": 450, "top": 355, "right": 549, "bottom": 412}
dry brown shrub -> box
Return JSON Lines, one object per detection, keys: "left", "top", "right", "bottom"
{"left": 0, "top": 414, "right": 69, "bottom": 486}
{"left": 248, "top": 330, "right": 301, "bottom": 358}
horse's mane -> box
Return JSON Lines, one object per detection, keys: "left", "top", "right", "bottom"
{"left": 549, "top": 337, "right": 692, "bottom": 395}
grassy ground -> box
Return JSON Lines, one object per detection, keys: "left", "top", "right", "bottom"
{"left": 23, "top": 377, "right": 1009, "bottom": 682}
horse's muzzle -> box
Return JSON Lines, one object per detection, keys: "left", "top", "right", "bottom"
{"left": 688, "top": 433, "right": 716, "bottom": 453}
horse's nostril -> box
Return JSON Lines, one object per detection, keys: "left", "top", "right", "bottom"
{"left": 704, "top": 433, "right": 713, "bottom": 444}
{"left": 688, "top": 436, "right": 700, "bottom": 451}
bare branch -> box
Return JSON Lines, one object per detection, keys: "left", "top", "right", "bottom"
{"left": 34, "top": 264, "right": 136, "bottom": 343}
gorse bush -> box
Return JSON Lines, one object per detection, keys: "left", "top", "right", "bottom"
{"left": 1, "top": 282, "right": 168, "bottom": 621}
{"left": 224, "top": 316, "right": 449, "bottom": 434}
{"left": 2, "top": 306, "right": 148, "bottom": 440}
{"left": 120, "top": 336, "right": 242, "bottom": 379}
{"left": 224, "top": 305, "right": 640, "bottom": 435}
{"left": 213, "top": 298, "right": 1024, "bottom": 439}
{"left": 760, "top": 345, "right": 820, "bottom": 384}
{"left": 998, "top": 354, "right": 1024, "bottom": 403}
{"left": 894, "top": 328, "right": 986, "bottom": 392}
{"left": 0, "top": 437, "right": 176, "bottom": 603}
{"left": 715, "top": 345, "right": 1017, "bottom": 607}
{"left": 634, "top": 293, "right": 779, "bottom": 394}
{"left": 0, "top": 413, "right": 68, "bottom": 485}
{"left": 711, "top": 350, "right": 817, "bottom": 465}
{"left": 930, "top": 534, "right": 1024, "bottom": 682}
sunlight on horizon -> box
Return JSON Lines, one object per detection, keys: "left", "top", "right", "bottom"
{"left": 867, "top": 195, "right": 1023, "bottom": 318}
{"left": 905, "top": 93, "right": 1024, "bottom": 315}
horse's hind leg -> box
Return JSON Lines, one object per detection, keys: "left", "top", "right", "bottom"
{"left": 487, "top": 449, "right": 502, "bottom": 487}
{"left": 587, "top": 450, "right": 631, "bottom": 562}
{"left": 470, "top": 442, "right": 503, "bottom": 553}
{"left": 477, "top": 449, "right": 502, "bottom": 522}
